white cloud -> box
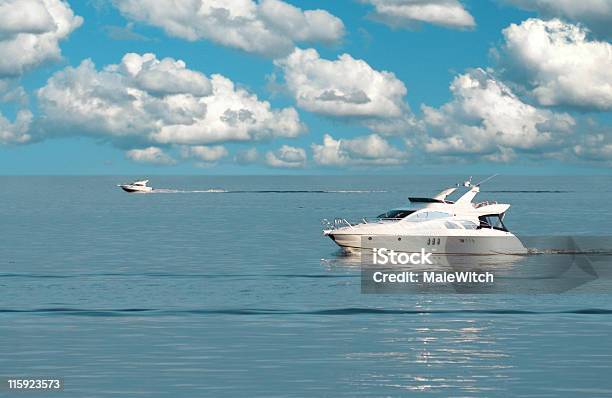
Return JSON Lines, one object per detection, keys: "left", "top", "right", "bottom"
{"left": 112, "top": 0, "right": 344, "bottom": 57}
{"left": 0, "top": 109, "right": 32, "bottom": 145}
{"left": 126, "top": 146, "right": 176, "bottom": 165}
{"left": 36, "top": 53, "right": 304, "bottom": 145}
{"left": 181, "top": 145, "right": 228, "bottom": 163}
{"left": 312, "top": 133, "right": 407, "bottom": 166}
{"left": 123, "top": 53, "right": 212, "bottom": 97}
{"left": 483, "top": 147, "right": 517, "bottom": 163}
{"left": 0, "top": 0, "right": 83, "bottom": 77}
{"left": 573, "top": 133, "right": 612, "bottom": 162}
{"left": 0, "top": 80, "right": 31, "bottom": 145}
{"left": 265, "top": 145, "right": 306, "bottom": 168}
{"left": 362, "top": 114, "right": 420, "bottom": 135}
{"left": 235, "top": 147, "right": 260, "bottom": 165}
{"left": 0, "top": 80, "right": 28, "bottom": 105}
{"left": 276, "top": 48, "right": 413, "bottom": 130}
{"left": 363, "top": 0, "right": 475, "bottom": 29}
{"left": 103, "top": 22, "right": 150, "bottom": 41}
{"left": 421, "top": 68, "right": 575, "bottom": 159}
{"left": 503, "top": 0, "right": 612, "bottom": 38}
{"left": 498, "top": 18, "right": 612, "bottom": 110}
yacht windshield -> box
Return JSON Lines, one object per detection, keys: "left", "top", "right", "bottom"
{"left": 478, "top": 214, "right": 508, "bottom": 231}
{"left": 377, "top": 209, "right": 415, "bottom": 219}
{"left": 404, "top": 211, "right": 452, "bottom": 222}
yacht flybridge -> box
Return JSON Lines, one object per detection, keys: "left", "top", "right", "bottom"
{"left": 323, "top": 177, "right": 527, "bottom": 255}
{"left": 118, "top": 179, "right": 153, "bottom": 193}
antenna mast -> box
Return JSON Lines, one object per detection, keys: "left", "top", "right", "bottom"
{"left": 476, "top": 174, "right": 499, "bottom": 186}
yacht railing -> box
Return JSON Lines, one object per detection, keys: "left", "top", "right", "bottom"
{"left": 323, "top": 216, "right": 402, "bottom": 230}
{"left": 321, "top": 218, "right": 356, "bottom": 230}
{"left": 474, "top": 200, "right": 498, "bottom": 208}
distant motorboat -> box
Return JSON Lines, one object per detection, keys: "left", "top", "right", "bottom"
{"left": 118, "top": 179, "right": 153, "bottom": 193}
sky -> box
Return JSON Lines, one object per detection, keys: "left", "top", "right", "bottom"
{"left": 0, "top": 0, "right": 610, "bottom": 175}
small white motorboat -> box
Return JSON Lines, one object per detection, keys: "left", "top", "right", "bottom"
{"left": 118, "top": 179, "right": 153, "bottom": 193}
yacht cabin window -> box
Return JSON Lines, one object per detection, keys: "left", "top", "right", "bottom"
{"left": 405, "top": 211, "right": 452, "bottom": 222}
{"left": 459, "top": 221, "right": 478, "bottom": 230}
{"left": 377, "top": 210, "right": 415, "bottom": 219}
{"left": 444, "top": 221, "right": 462, "bottom": 229}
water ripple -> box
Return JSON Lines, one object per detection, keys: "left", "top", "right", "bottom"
{"left": 0, "top": 273, "right": 355, "bottom": 279}
{"left": 2, "top": 307, "right": 611, "bottom": 316}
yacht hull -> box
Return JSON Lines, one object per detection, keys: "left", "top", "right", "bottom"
{"left": 326, "top": 232, "right": 527, "bottom": 255}
{"left": 120, "top": 185, "right": 153, "bottom": 193}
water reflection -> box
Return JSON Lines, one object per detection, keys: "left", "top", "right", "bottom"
{"left": 322, "top": 247, "right": 611, "bottom": 294}
{"left": 345, "top": 317, "right": 512, "bottom": 394}
{"left": 314, "top": 242, "right": 612, "bottom": 394}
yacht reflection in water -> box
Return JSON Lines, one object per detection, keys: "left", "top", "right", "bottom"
{"left": 322, "top": 247, "right": 607, "bottom": 294}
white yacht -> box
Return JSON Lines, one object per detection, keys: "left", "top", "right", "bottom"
{"left": 323, "top": 177, "right": 527, "bottom": 255}
{"left": 118, "top": 179, "right": 153, "bottom": 193}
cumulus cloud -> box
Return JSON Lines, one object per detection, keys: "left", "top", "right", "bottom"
{"left": 181, "top": 145, "right": 228, "bottom": 163}
{"left": 362, "top": 114, "right": 421, "bottom": 135}
{"left": 36, "top": 53, "right": 304, "bottom": 145}
{"left": 363, "top": 0, "right": 475, "bottom": 29}
{"left": 0, "top": 0, "right": 82, "bottom": 77}
{"left": 112, "top": 0, "right": 344, "bottom": 57}
{"left": 235, "top": 147, "right": 260, "bottom": 165}
{"left": 312, "top": 133, "right": 407, "bottom": 166}
{"left": 103, "top": 22, "right": 150, "bottom": 41}
{"left": 275, "top": 48, "right": 415, "bottom": 133}
{"left": 573, "top": 132, "right": 612, "bottom": 162}
{"left": 0, "top": 80, "right": 28, "bottom": 105}
{"left": 497, "top": 18, "right": 612, "bottom": 110}
{"left": 125, "top": 53, "right": 212, "bottom": 97}
{"left": 0, "top": 80, "right": 32, "bottom": 144}
{"left": 265, "top": 145, "right": 306, "bottom": 168}
{"left": 0, "top": 110, "right": 33, "bottom": 145}
{"left": 126, "top": 146, "right": 176, "bottom": 165}
{"left": 503, "top": 0, "right": 612, "bottom": 38}
{"left": 421, "top": 68, "right": 575, "bottom": 159}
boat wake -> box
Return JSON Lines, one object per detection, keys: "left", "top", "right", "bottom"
{"left": 234, "top": 190, "right": 387, "bottom": 193}
{"left": 151, "top": 189, "right": 228, "bottom": 194}
{"left": 485, "top": 190, "right": 573, "bottom": 193}
{"left": 148, "top": 189, "right": 386, "bottom": 194}
{"left": 527, "top": 248, "right": 612, "bottom": 255}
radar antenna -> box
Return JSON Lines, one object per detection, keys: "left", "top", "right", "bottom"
{"left": 457, "top": 176, "right": 473, "bottom": 188}
{"left": 475, "top": 174, "right": 499, "bottom": 186}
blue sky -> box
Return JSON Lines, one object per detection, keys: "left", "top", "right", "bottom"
{"left": 0, "top": 0, "right": 610, "bottom": 174}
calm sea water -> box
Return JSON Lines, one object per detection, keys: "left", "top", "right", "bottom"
{"left": 1, "top": 175, "right": 611, "bottom": 397}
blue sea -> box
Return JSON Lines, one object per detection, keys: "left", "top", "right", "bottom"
{"left": 1, "top": 175, "right": 611, "bottom": 397}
